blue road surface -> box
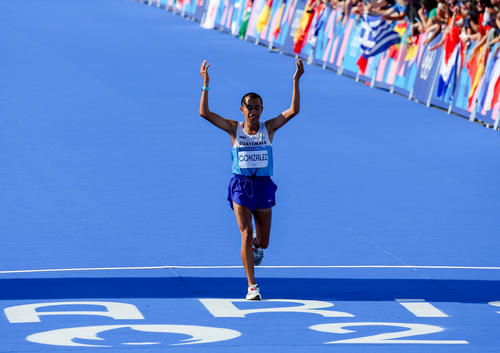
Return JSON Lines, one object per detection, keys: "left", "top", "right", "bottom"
{"left": 1, "top": 0, "right": 500, "bottom": 352}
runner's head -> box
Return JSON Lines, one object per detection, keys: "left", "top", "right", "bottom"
{"left": 240, "top": 93, "right": 263, "bottom": 122}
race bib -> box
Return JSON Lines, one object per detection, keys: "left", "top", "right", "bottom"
{"left": 238, "top": 148, "right": 268, "bottom": 168}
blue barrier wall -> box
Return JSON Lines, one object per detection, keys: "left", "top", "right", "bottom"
{"left": 144, "top": 0, "right": 500, "bottom": 128}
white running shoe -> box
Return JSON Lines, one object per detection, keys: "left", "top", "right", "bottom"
{"left": 246, "top": 284, "right": 262, "bottom": 300}
{"left": 252, "top": 231, "right": 264, "bottom": 266}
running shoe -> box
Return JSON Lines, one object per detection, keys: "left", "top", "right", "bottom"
{"left": 246, "top": 284, "right": 262, "bottom": 300}
{"left": 252, "top": 231, "right": 264, "bottom": 266}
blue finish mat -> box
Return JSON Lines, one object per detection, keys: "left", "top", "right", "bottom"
{"left": 1, "top": 0, "right": 500, "bottom": 351}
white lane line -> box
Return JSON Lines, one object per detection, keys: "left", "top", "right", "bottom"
{"left": 2, "top": 265, "right": 500, "bottom": 274}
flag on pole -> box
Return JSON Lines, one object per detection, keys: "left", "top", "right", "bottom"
{"left": 481, "top": 53, "right": 500, "bottom": 112}
{"left": 357, "top": 14, "right": 400, "bottom": 73}
{"left": 312, "top": 3, "right": 326, "bottom": 37}
{"left": 359, "top": 14, "right": 401, "bottom": 57}
{"left": 405, "top": 34, "right": 419, "bottom": 63}
{"left": 466, "top": 43, "right": 489, "bottom": 109}
{"left": 387, "top": 21, "right": 407, "bottom": 59}
{"left": 272, "top": 0, "right": 286, "bottom": 39}
{"left": 436, "top": 25, "right": 462, "bottom": 99}
{"left": 293, "top": 2, "right": 316, "bottom": 54}
{"left": 305, "top": 2, "right": 326, "bottom": 50}
{"left": 238, "top": 0, "right": 253, "bottom": 38}
{"left": 256, "top": 0, "right": 273, "bottom": 33}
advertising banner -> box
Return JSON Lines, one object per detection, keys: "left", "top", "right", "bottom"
{"left": 244, "top": 0, "right": 266, "bottom": 40}
{"left": 338, "top": 18, "right": 362, "bottom": 77}
{"left": 394, "top": 32, "right": 427, "bottom": 95}
{"left": 312, "top": 7, "right": 338, "bottom": 66}
{"left": 412, "top": 33, "right": 442, "bottom": 104}
{"left": 165, "top": 0, "right": 498, "bottom": 128}
{"left": 322, "top": 14, "right": 347, "bottom": 70}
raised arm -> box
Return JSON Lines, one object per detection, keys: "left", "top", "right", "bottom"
{"left": 199, "top": 60, "right": 237, "bottom": 136}
{"left": 265, "top": 58, "right": 305, "bottom": 140}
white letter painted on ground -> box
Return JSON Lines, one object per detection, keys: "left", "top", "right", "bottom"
{"left": 489, "top": 301, "right": 500, "bottom": 314}
{"left": 310, "top": 322, "right": 468, "bottom": 344}
{"left": 26, "top": 324, "right": 241, "bottom": 347}
{"left": 199, "top": 299, "right": 354, "bottom": 318}
{"left": 4, "top": 301, "right": 144, "bottom": 323}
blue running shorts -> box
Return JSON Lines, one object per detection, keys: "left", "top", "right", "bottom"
{"left": 227, "top": 174, "right": 278, "bottom": 211}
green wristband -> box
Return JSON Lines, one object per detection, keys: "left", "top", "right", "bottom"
{"left": 201, "top": 86, "right": 209, "bottom": 91}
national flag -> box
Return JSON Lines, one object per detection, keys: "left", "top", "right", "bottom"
{"left": 481, "top": 54, "right": 500, "bottom": 112}
{"left": 404, "top": 34, "right": 419, "bottom": 63}
{"left": 436, "top": 25, "right": 462, "bottom": 99}
{"left": 313, "top": 3, "right": 326, "bottom": 37}
{"left": 466, "top": 43, "right": 489, "bottom": 109}
{"left": 293, "top": 2, "right": 316, "bottom": 54}
{"left": 272, "top": 0, "right": 286, "bottom": 39}
{"left": 307, "top": 3, "right": 325, "bottom": 46}
{"left": 238, "top": 0, "right": 253, "bottom": 38}
{"left": 479, "top": 51, "right": 496, "bottom": 113}
{"left": 256, "top": 0, "right": 273, "bottom": 33}
{"left": 387, "top": 20, "right": 407, "bottom": 59}
{"left": 359, "top": 14, "right": 401, "bottom": 58}
{"left": 386, "top": 22, "right": 409, "bottom": 83}
{"left": 356, "top": 54, "right": 369, "bottom": 75}
{"left": 357, "top": 14, "right": 400, "bottom": 74}
{"left": 271, "top": 0, "right": 295, "bottom": 40}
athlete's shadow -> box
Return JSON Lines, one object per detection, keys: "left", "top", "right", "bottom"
{"left": 1, "top": 276, "right": 499, "bottom": 303}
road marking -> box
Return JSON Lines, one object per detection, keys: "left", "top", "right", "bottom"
{"left": 396, "top": 299, "right": 449, "bottom": 317}
{"left": 2, "top": 265, "right": 500, "bottom": 274}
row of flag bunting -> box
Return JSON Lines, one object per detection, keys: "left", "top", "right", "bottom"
{"left": 147, "top": 0, "right": 500, "bottom": 126}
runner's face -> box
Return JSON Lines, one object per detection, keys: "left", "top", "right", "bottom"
{"left": 240, "top": 97, "right": 263, "bottom": 122}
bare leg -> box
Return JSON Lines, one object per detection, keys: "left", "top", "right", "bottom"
{"left": 253, "top": 208, "right": 272, "bottom": 249}
{"left": 233, "top": 202, "right": 256, "bottom": 286}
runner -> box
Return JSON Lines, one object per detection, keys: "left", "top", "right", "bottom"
{"left": 199, "top": 58, "right": 304, "bottom": 300}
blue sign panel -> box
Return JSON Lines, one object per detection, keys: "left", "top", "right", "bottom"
{"left": 412, "top": 34, "right": 442, "bottom": 104}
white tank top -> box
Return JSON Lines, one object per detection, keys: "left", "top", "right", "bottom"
{"left": 231, "top": 122, "right": 273, "bottom": 176}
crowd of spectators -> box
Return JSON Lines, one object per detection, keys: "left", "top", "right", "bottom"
{"left": 321, "top": 0, "right": 500, "bottom": 52}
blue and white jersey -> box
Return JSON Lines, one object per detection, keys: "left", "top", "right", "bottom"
{"left": 231, "top": 121, "right": 273, "bottom": 176}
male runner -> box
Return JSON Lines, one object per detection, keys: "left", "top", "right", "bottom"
{"left": 199, "top": 58, "right": 304, "bottom": 300}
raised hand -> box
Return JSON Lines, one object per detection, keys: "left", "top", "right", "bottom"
{"left": 200, "top": 60, "right": 210, "bottom": 86}
{"left": 293, "top": 58, "right": 305, "bottom": 81}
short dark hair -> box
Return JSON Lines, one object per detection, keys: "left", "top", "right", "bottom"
{"left": 241, "top": 92, "right": 263, "bottom": 107}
